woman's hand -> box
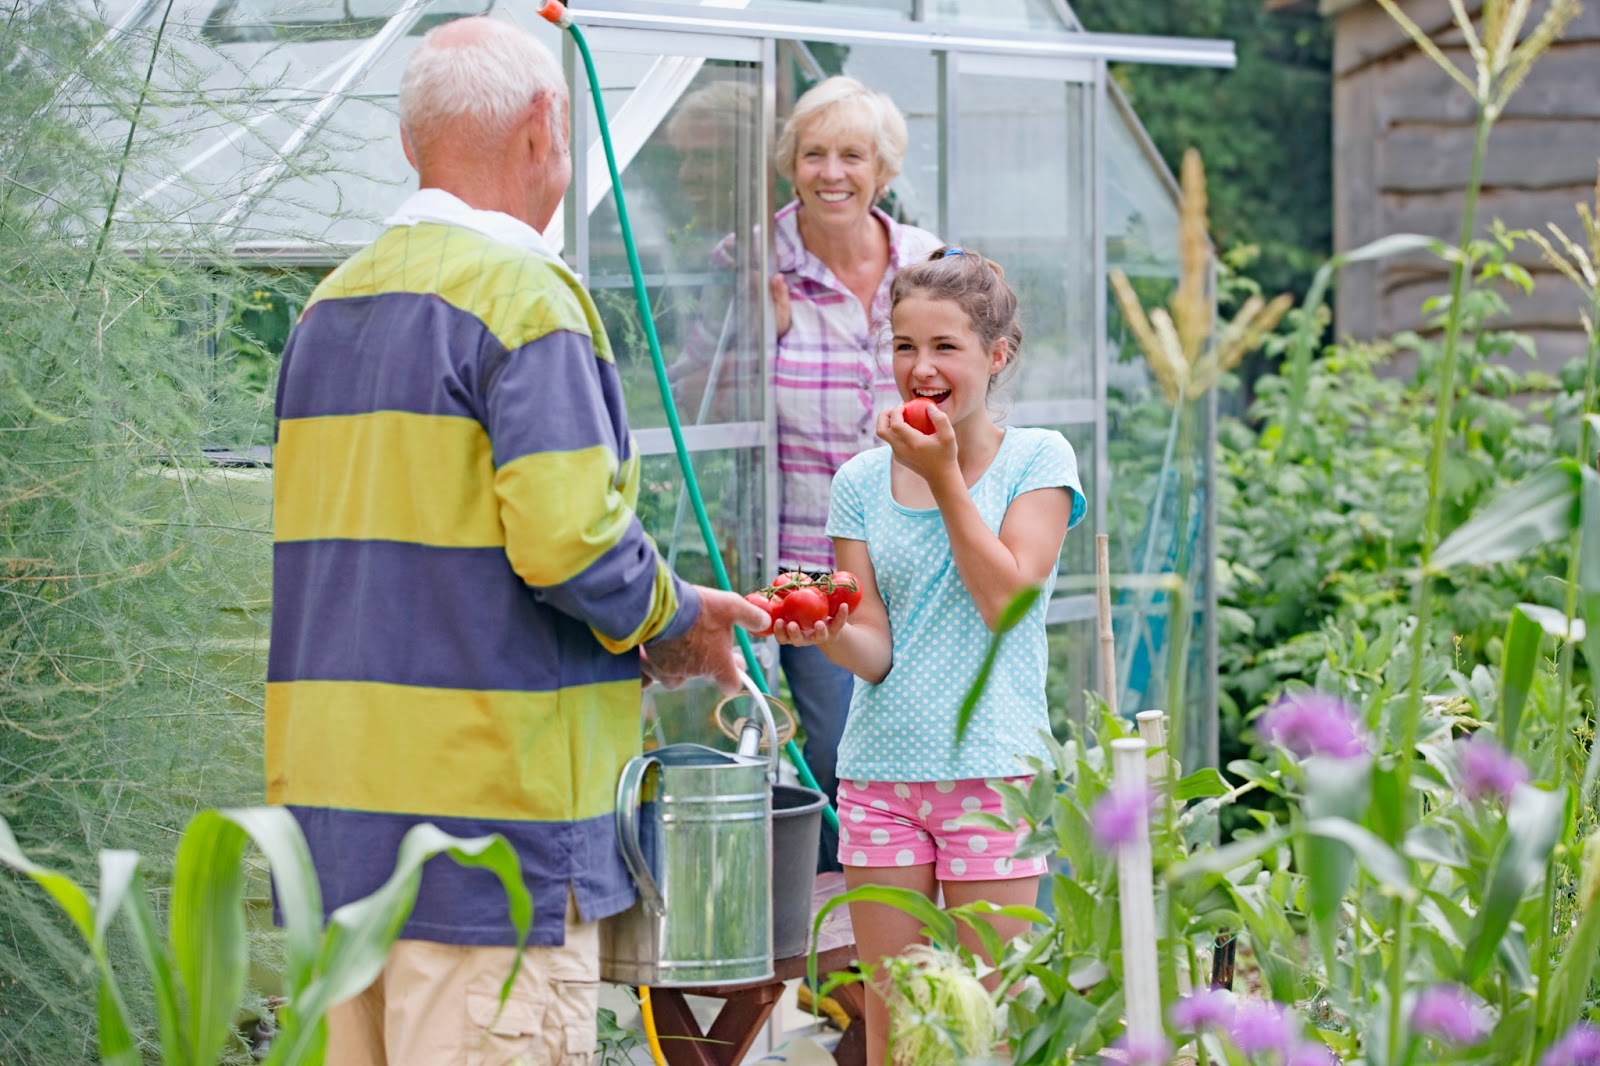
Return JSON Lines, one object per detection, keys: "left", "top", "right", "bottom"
{"left": 771, "top": 604, "right": 850, "bottom": 647}
{"left": 770, "top": 273, "right": 792, "bottom": 338}
{"left": 877, "top": 403, "right": 960, "bottom": 489}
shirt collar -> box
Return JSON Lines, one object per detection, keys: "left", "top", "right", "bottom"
{"left": 385, "top": 188, "right": 562, "bottom": 262}
{"left": 775, "top": 201, "right": 916, "bottom": 283}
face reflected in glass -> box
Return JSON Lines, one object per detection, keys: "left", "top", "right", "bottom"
{"left": 793, "top": 122, "right": 879, "bottom": 227}
{"left": 670, "top": 118, "right": 737, "bottom": 234}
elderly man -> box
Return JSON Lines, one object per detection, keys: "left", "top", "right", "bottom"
{"left": 266, "top": 15, "right": 766, "bottom": 1065}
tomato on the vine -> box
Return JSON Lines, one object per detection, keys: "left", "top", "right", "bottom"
{"left": 901, "top": 398, "right": 937, "bottom": 435}
{"left": 774, "top": 586, "right": 830, "bottom": 629}
{"left": 771, "top": 571, "right": 813, "bottom": 598}
{"left": 743, "top": 591, "right": 778, "bottom": 637}
{"left": 824, "top": 571, "right": 862, "bottom": 616}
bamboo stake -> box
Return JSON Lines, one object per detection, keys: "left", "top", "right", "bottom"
{"left": 1136, "top": 709, "right": 1177, "bottom": 786}
{"left": 1096, "top": 533, "right": 1118, "bottom": 718}
{"left": 1111, "top": 738, "right": 1162, "bottom": 1040}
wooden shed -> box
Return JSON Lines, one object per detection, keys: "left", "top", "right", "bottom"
{"left": 1326, "top": 0, "right": 1600, "bottom": 374}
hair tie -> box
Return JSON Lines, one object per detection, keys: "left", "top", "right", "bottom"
{"left": 940, "top": 247, "right": 966, "bottom": 258}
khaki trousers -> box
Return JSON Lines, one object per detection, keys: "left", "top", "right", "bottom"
{"left": 327, "top": 898, "right": 598, "bottom": 1066}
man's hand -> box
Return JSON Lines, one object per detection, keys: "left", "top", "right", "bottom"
{"left": 642, "top": 586, "right": 771, "bottom": 695}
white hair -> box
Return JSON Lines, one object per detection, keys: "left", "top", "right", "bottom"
{"left": 399, "top": 16, "right": 566, "bottom": 147}
{"left": 775, "top": 75, "right": 908, "bottom": 198}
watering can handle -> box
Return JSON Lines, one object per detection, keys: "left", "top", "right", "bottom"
{"left": 737, "top": 670, "right": 780, "bottom": 783}
{"left": 614, "top": 755, "right": 665, "bottom": 916}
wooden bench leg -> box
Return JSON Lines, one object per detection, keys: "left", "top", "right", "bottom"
{"left": 646, "top": 989, "right": 716, "bottom": 1066}
{"left": 828, "top": 982, "right": 869, "bottom": 1066}
{"left": 702, "top": 986, "right": 782, "bottom": 1065}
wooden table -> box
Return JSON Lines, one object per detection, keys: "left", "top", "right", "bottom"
{"left": 646, "top": 871, "right": 866, "bottom": 1066}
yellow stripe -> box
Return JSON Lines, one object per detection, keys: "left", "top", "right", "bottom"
{"left": 274, "top": 412, "right": 503, "bottom": 547}
{"left": 496, "top": 447, "right": 637, "bottom": 586}
{"left": 307, "top": 224, "right": 614, "bottom": 361}
{"left": 265, "top": 679, "right": 642, "bottom": 822}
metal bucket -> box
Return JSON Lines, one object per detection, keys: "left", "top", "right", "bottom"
{"left": 600, "top": 677, "right": 778, "bottom": 987}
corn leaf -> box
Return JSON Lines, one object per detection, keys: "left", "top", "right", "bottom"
{"left": 1499, "top": 606, "right": 1543, "bottom": 747}
{"left": 955, "top": 587, "right": 1042, "bottom": 744}
{"left": 1460, "top": 784, "right": 1569, "bottom": 982}
{"left": 1432, "top": 461, "right": 1582, "bottom": 571}
{"left": 171, "top": 811, "right": 251, "bottom": 1066}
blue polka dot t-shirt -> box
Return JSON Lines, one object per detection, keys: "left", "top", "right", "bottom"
{"left": 826, "top": 426, "right": 1086, "bottom": 782}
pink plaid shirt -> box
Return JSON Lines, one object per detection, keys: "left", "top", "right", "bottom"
{"left": 773, "top": 201, "right": 943, "bottom": 571}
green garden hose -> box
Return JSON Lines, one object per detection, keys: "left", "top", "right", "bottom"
{"left": 538, "top": 1, "right": 839, "bottom": 834}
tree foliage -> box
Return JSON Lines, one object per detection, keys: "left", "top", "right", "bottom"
{"left": 1073, "top": 0, "right": 1333, "bottom": 300}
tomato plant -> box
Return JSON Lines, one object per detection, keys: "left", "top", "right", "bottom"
{"left": 771, "top": 571, "right": 812, "bottom": 598}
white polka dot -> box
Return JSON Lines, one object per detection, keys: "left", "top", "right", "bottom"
{"left": 853, "top": 780, "right": 869, "bottom": 791}
{"left": 969, "top": 836, "right": 989, "bottom": 853}
{"left": 994, "top": 857, "right": 1013, "bottom": 876}
{"left": 941, "top": 818, "right": 964, "bottom": 832}
{"left": 961, "top": 796, "right": 983, "bottom": 813}
{"left": 870, "top": 799, "right": 889, "bottom": 811}
{"left": 849, "top": 807, "right": 866, "bottom": 824}
{"left": 950, "top": 857, "right": 967, "bottom": 876}
{"left": 935, "top": 781, "right": 956, "bottom": 794}
{"left": 839, "top": 826, "right": 850, "bottom": 845}
{"left": 893, "top": 783, "right": 911, "bottom": 799}
{"left": 918, "top": 801, "right": 933, "bottom": 817}
{"left": 895, "top": 849, "right": 916, "bottom": 866}
{"left": 871, "top": 828, "right": 890, "bottom": 845}
{"left": 852, "top": 851, "right": 869, "bottom": 866}
{"left": 915, "top": 830, "right": 930, "bottom": 842}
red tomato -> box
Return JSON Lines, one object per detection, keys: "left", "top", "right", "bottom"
{"left": 774, "top": 586, "right": 830, "bottom": 629}
{"left": 825, "top": 571, "right": 862, "bottom": 617}
{"left": 771, "top": 571, "right": 813, "bottom": 598}
{"left": 901, "top": 398, "right": 937, "bottom": 435}
{"left": 744, "top": 591, "right": 778, "bottom": 637}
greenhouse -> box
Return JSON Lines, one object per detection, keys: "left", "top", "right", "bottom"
{"left": 95, "top": 0, "right": 1234, "bottom": 764}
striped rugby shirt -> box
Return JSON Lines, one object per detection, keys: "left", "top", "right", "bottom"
{"left": 267, "top": 189, "right": 697, "bottom": 946}
{"left": 772, "top": 200, "right": 943, "bottom": 571}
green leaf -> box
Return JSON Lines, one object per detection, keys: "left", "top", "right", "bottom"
{"left": 1173, "top": 767, "right": 1230, "bottom": 802}
{"left": 810, "top": 885, "right": 961, "bottom": 994}
{"left": 1543, "top": 833, "right": 1600, "bottom": 1036}
{"left": 171, "top": 810, "right": 251, "bottom": 1066}
{"left": 221, "top": 807, "right": 323, "bottom": 993}
{"left": 1498, "top": 607, "right": 1542, "bottom": 747}
{"left": 1303, "top": 817, "right": 1415, "bottom": 900}
{"left": 1579, "top": 470, "right": 1600, "bottom": 798}
{"left": 955, "top": 586, "right": 1041, "bottom": 743}
{"left": 1304, "top": 233, "right": 1447, "bottom": 313}
{"left": 1170, "top": 824, "right": 1292, "bottom": 880}
{"left": 1431, "top": 461, "right": 1582, "bottom": 571}
{"left": 1460, "top": 784, "right": 1569, "bottom": 982}
{"left": 124, "top": 879, "right": 187, "bottom": 1066}
{"left": 0, "top": 815, "right": 95, "bottom": 942}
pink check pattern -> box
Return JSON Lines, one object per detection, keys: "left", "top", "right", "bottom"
{"left": 772, "top": 200, "right": 943, "bottom": 571}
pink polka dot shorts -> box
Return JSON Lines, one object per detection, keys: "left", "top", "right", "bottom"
{"left": 835, "top": 777, "right": 1048, "bottom": 881}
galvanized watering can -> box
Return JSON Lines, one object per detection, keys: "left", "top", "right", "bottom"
{"left": 600, "top": 673, "right": 778, "bottom": 987}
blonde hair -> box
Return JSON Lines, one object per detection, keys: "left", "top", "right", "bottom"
{"left": 399, "top": 17, "right": 565, "bottom": 149}
{"left": 891, "top": 247, "right": 1023, "bottom": 389}
{"left": 774, "top": 76, "right": 907, "bottom": 200}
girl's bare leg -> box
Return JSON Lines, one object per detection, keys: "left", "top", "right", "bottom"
{"left": 845, "top": 862, "right": 938, "bottom": 1066}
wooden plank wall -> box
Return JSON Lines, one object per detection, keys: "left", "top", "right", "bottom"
{"left": 1331, "top": 0, "right": 1599, "bottom": 375}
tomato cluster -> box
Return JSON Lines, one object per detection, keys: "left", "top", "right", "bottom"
{"left": 744, "top": 571, "right": 862, "bottom": 638}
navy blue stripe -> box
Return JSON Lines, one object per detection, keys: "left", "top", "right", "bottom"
{"left": 281, "top": 806, "right": 634, "bottom": 947}
{"left": 278, "top": 293, "right": 489, "bottom": 422}
{"left": 539, "top": 523, "right": 677, "bottom": 645}
{"left": 484, "top": 330, "right": 630, "bottom": 466}
{"left": 267, "top": 539, "right": 640, "bottom": 691}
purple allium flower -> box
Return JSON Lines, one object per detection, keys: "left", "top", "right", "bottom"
{"left": 1258, "top": 692, "right": 1368, "bottom": 760}
{"left": 1228, "top": 999, "right": 1299, "bottom": 1058}
{"left": 1410, "top": 983, "right": 1487, "bottom": 1044}
{"left": 1169, "top": 988, "right": 1236, "bottom": 1032}
{"left": 1457, "top": 734, "right": 1529, "bottom": 805}
{"left": 1089, "top": 784, "right": 1154, "bottom": 852}
{"left": 1111, "top": 1032, "right": 1172, "bottom": 1066}
{"left": 1542, "top": 1023, "right": 1600, "bottom": 1066}
{"left": 1285, "top": 1042, "right": 1340, "bottom": 1066}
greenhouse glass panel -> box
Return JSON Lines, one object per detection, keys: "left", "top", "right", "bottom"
{"left": 954, "top": 59, "right": 1095, "bottom": 404}
{"left": 574, "top": 45, "right": 764, "bottom": 434}
{"left": 638, "top": 447, "right": 766, "bottom": 609}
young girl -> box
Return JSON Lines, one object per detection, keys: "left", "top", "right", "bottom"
{"left": 774, "top": 247, "right": 1085, "bottom": 1063}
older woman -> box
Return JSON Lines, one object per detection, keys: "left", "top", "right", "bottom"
{"left": 770, "top": 76, "right": 943, "bottom": 873}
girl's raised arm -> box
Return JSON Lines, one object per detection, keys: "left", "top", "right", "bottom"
{"left": 933, "top": 482, "right": 1075, "bottom": 631}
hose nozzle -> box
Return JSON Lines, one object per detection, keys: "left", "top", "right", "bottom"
{"left": 535, "top": 0, "right": 572, "bottom": 27}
